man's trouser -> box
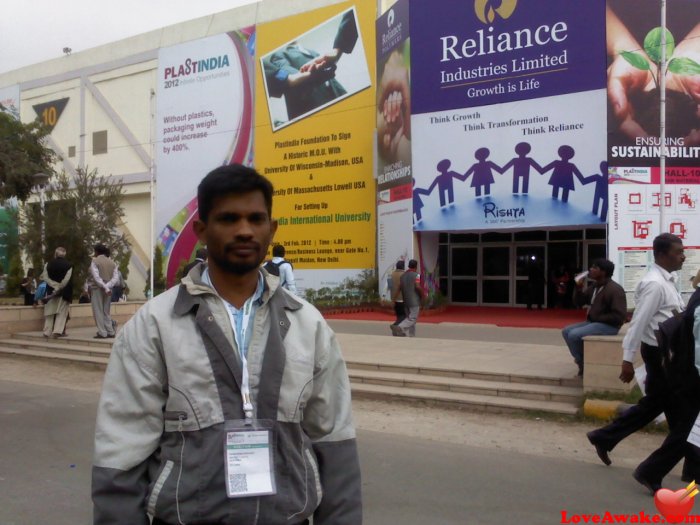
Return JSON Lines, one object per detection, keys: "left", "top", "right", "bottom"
{"left": 90, "top": 287, "right": 114, "bottom": 337}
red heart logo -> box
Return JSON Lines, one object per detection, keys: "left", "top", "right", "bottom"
{"left": 654, "top": 487, "right": 695, "bottom": 523}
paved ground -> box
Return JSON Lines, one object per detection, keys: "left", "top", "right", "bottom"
{"left": 0, "top": 373, "right": 686, "bottom": 525}
{"left": 1, "top": 319, "right": 692, "bottom": 523}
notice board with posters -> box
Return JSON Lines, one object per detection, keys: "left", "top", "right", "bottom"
{"left": 607, "top": 0, "right": 700, "bottom": 306}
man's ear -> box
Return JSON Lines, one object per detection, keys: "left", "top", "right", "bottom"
{"left": 193, "top": 218, "right": 207, "bottom": 245}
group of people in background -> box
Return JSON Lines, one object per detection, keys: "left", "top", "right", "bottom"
{"left": 558, "top": 233, "right": 700, "bottom": 493}
{"left": 17, "top": 244, "right": 127, "bottom": 339}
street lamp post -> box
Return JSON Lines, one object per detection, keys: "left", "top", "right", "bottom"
{"left": 32, "top": 173, "right": 50, "bottom": 258}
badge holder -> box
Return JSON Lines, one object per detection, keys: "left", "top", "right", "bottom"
{"left": 223, "top": 419, "right": 277, "bottom": 498}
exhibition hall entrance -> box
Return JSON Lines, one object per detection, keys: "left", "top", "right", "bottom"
{"left": 438, "top": 228, "right": 606, "bottom": 307}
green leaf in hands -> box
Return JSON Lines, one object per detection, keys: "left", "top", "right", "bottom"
{"left": 668, "top": 57, "right": 700, "bottom": 76}
{"left": 620, "top": 51, "right": 651, "bottom": 71}
{"left": 644, "top": 27, "right": 675, "bottom": 65}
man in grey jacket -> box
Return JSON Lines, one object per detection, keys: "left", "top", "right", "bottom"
{"left": 92, "top": 164, "right": 362, "bottom": 524}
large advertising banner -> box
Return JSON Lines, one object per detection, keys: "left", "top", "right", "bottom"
{"left": 0, "top": 84, "right": 20, "bottom": 119}
{"left": 254, "top": 1, "right": 375, "bottom": 295}
{"left": 606, "top": 0, "right": 700, "bottom": 305}
{"left": 409, "top": 0, "right": 607, "bottom": 232}
{"left": 376, "top": 0, "right": 413, "bottom": 300}
{"left": 155, "top": 30, "right": 255, "bottom": 287}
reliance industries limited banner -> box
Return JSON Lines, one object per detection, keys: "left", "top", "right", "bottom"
{"left": 409, "top": 0, "right": 607, "bottom": 231}
{"left": 156, "top": 30, "right": 255, "bottom": 286}
{"left": 606, "top": 0, "right": 700, "bottom": 305}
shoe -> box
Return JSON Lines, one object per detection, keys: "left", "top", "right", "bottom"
{"left": 681, "top": 473, "right": 697, "bottom": 483}
{"left": 587, "top": 432, "right": 611, "bottom": 466}
{"left": 94, "top": 334, "right": 108, "bottom": 339}
{"left": 577, "top": 363, "right": 584, "bottom": 377}
{"left": 633, "top": 468, "right": 661, "bottom": 495}
{"left": 390, "top": 324, "right": 399, "bottom": 336}
{"left": 49, "top": 334, "right": 59, "bottom": 339}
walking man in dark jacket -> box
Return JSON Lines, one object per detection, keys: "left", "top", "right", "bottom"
{"left": 561, "top": 259, "right": 627, "bottom": 376}
{"left": 397, "top": 259, "right": 424, "bottom": 337}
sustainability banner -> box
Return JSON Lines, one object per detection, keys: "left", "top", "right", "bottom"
{"left": 606, "top": 0, "right": 700, "bottom": 305}
{"left": 155, "top": 29, "right": 255, "bottom": 287}
{"left": 409, "top": 0, "right": 607, "bottom": 232}
{"left": 254, "top": 0, "right": 375, "bottom": 294}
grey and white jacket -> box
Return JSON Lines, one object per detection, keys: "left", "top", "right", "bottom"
{"left": 92, "top": 267, "right": 362, "bottom": 524}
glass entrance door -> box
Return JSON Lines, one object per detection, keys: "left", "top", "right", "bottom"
{"left": 482, "top": 246, "right": 511, "bottom": 304}
{"left": 515, "top": 245, "right": 546, "bottom": 307}
{"left": 450, "top": 246, "right": 478, "bottom": 304}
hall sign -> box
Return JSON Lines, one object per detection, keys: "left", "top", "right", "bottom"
{"left": 32, "top": 97, "right": 69, "bottom": 132}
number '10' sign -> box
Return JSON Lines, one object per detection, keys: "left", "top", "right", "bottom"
{"left": 32, "top": 97, "right": 69, "bottom": 132}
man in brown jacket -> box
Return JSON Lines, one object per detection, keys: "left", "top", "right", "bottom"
{"left": 562, "top": 258, "right": 627, "bottom": 376}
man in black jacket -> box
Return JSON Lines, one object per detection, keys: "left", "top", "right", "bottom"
{"left": 632, "top": 286, "right": 700, "bottom": 491}
{"left": 561, "top": 259, "right": 627, "bottom": 376}
{"left": 40, "top": 246, "right": 73, "bottom": 338}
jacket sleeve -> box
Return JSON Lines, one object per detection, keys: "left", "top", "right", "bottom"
{"left": 263, "top": 51, "right": 297, "bottom": 98}
{"left": 92, "top": 312, "right": 168, "bottom": 524}
{"left": 303, "top": 323, "right": 362, "bottom": 525}
{"left": 334, "top": 9, "right": 358, "bottom": 54}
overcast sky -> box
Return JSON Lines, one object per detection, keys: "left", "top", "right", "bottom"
{"left": 0, "top": 0, "right": 259, "bottom": 75}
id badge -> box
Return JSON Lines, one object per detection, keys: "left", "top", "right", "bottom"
{"left": 223, "top": 420, "right": 277, "bottom": 498}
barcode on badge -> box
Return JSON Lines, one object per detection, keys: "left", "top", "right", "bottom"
{"left": 229, "top": 473, "right": 248, "bottom": 493}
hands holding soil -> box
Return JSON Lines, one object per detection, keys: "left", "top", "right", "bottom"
{"left": 607, "top": 4, "right": 700, "bottom": 143}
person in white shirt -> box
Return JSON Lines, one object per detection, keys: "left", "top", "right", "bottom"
{"left": 265, "top": 244, "right": 298, "bottom": 295}
{"left": 586, "top": 233, "right": 698, "bottom": 492}
{"left": 87, "top": 244, "right": 120, "bottom": 339}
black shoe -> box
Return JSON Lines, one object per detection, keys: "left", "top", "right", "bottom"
{"left": 633, "top": 468, "right": 661, "bottom": 495}
{"left": 94, "top": 334, "right": 107, "bottom": 339}
{"left": 587, "top": 432, "right": 611, "bottom": 466}
{"left": 681, "top": 473, "right": 697, "bottom": 483}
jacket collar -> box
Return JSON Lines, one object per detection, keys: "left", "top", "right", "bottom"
{"left": 174, "top": 264, "right": 303, "bottom": 316}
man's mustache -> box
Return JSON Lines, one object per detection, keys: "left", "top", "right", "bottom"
{"left": 224, "top": 241, "right": 260, "bottom": 252}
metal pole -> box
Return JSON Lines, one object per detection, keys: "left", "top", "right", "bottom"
{"left": 149, "top": 88, "right": 156, "bottom": 298}
{"left": 39, "top": 185, "right": 46, "bottom": 257}
{"left": 659, "top": 0, "right": 667, "bottom": 233}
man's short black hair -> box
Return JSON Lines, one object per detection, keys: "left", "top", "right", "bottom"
{"left": 396, "top": 260, "right": 405, "bottom": 270}
{"left": 407, "top": 259, "right": 418, "bottom": 270}
{"left": 592, "top": 258, "right": 614, "bottom": 278}
{"left": 272, "top": 244, "right": 285, "bottom": 257}
{"left": 197, "top": 164, "right": 274, "bottom": 223}
{"left": 653, "top": 233, "right": 683, "bottom": 258}
{"left": 94, "top": 244, "right": 109, "bottom": 256}
{"left": 195, "top": 248, "right": 208, "bottom": 260}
